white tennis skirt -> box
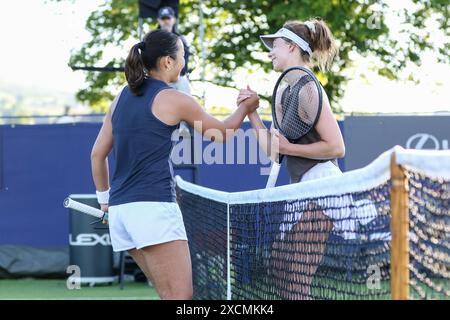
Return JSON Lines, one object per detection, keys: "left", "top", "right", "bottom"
{"left": 280, "top": 161, "right": 383, "bottom": 240}
{"left": 300, "top": 160, "right": 343, "bottom": 182}
{"left": 108, "top": 201, "right": 188, "bottom": 252}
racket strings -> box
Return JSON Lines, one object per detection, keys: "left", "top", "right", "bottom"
{"left": 298, "top": 81, "right": 320, "bottom": 125}
{"left": 277, "top": 74, "right": 318, "bottom": 140}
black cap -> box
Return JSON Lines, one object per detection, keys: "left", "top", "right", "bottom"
{"left": 158, "top": 6, "right": 175, "bottom": 19}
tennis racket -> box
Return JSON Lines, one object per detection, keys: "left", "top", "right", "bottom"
{"left": 265, "top": 66, "right": 323, "bottom": 188}
{"left": 63, "top": 197, "right": 105, "bottom": 219}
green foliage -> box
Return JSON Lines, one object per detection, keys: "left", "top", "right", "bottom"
{"left": 58, "top": 0, "right": 449, "bottom": 112}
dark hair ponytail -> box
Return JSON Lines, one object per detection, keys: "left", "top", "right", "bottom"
{"left": 125, "top": 42, "right": 146, "bottom": 96}
{"left": 125, "top": 29, "right": 180, "bottom": 96}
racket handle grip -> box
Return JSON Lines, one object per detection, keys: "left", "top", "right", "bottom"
{"left": 63, "top": 198, "right": 105, "bottom": 218}
{"left": 265, "top": 162, "right": 281, "bottom": 188}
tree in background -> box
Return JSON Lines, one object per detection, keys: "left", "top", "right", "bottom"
{"left": 59, "top": 0, "right": 449, "bottom": 112}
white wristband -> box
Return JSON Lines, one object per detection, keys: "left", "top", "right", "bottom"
{"left": 96, "top": 188, "right": 110, "bottom": 205}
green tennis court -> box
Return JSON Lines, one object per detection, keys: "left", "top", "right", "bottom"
{"left": 0, "top": 279, "right": 159, "bottom": 300}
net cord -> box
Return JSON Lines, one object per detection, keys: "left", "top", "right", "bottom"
{"left": 176, "top": 146, "right": 450, "bottom": 205}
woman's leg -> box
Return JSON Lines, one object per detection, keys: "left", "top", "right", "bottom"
{"left": 288, "top": 208, "right": 333, "bottom": 299}
{"left": 138, "top": 240, "right": 193, "bottom": 300}
{"left": 271, "top": 205, "right": 333, "bottom": 299}
{"left": 127, "top": 248, "right": 155, "bottom": 285}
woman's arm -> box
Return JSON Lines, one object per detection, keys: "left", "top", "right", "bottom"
{"left": 247, "top": 111, "right": 273, "bottom": 159}
{"left": 90, "top": 90, "right": 122, "bottom": 199}
{"left": 91, "top": 108, "right": 113, "bottom": 193}
{"left": 237, "top": 86, "right": 274, "bottom": 158}
{"left": 156, "top": 89, "right": 259, "bottom": 142}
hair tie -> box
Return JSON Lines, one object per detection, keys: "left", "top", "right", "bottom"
{"left": 137, "top": 41, "right": 145, "bottom": 50}
{"left": 304, "top": 21, "right": 316, "bottom": 34}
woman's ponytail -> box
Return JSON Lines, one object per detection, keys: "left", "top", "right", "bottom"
{"left": 125, "top": 42, "right": 146, "bottom": 96}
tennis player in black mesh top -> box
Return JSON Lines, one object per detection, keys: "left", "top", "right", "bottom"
{"left": 237, "top": 18, "right": 345, "bottom": 299}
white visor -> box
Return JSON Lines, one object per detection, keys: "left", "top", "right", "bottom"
{"left": 260, "top": 27, "right": 313, "bottom": 55}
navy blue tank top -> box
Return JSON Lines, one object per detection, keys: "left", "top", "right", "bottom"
{"left": 109, "top": 78, "right": 178, "bottom": 206}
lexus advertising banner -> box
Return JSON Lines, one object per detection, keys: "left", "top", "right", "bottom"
{"left": 344, "top": 115, "right": 450, "bottom": 170}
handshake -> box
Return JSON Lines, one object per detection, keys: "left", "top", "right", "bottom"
{"left": 236, "top": 85, "right": 260, "bottom": 114}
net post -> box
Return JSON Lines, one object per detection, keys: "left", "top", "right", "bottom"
{"left": 226, "top": 203, "right": 231, "bottom": 300}
{"left": 390, "top": 152, "right": 410, "bottom": 300}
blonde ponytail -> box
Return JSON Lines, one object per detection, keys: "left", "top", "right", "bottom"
{"left": 283, "top": 18, "right": 338, "bottom": 71}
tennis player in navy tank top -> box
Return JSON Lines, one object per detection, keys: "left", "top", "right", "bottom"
{"left": 109, "top": 77, "right": 178, "bottom": 205}
{"left": 90, "top": 29, "right": 259, "bottom": 299}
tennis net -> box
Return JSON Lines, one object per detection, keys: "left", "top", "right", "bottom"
{"left": 176, "top": 146, "right": 450, "bottom": 300}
